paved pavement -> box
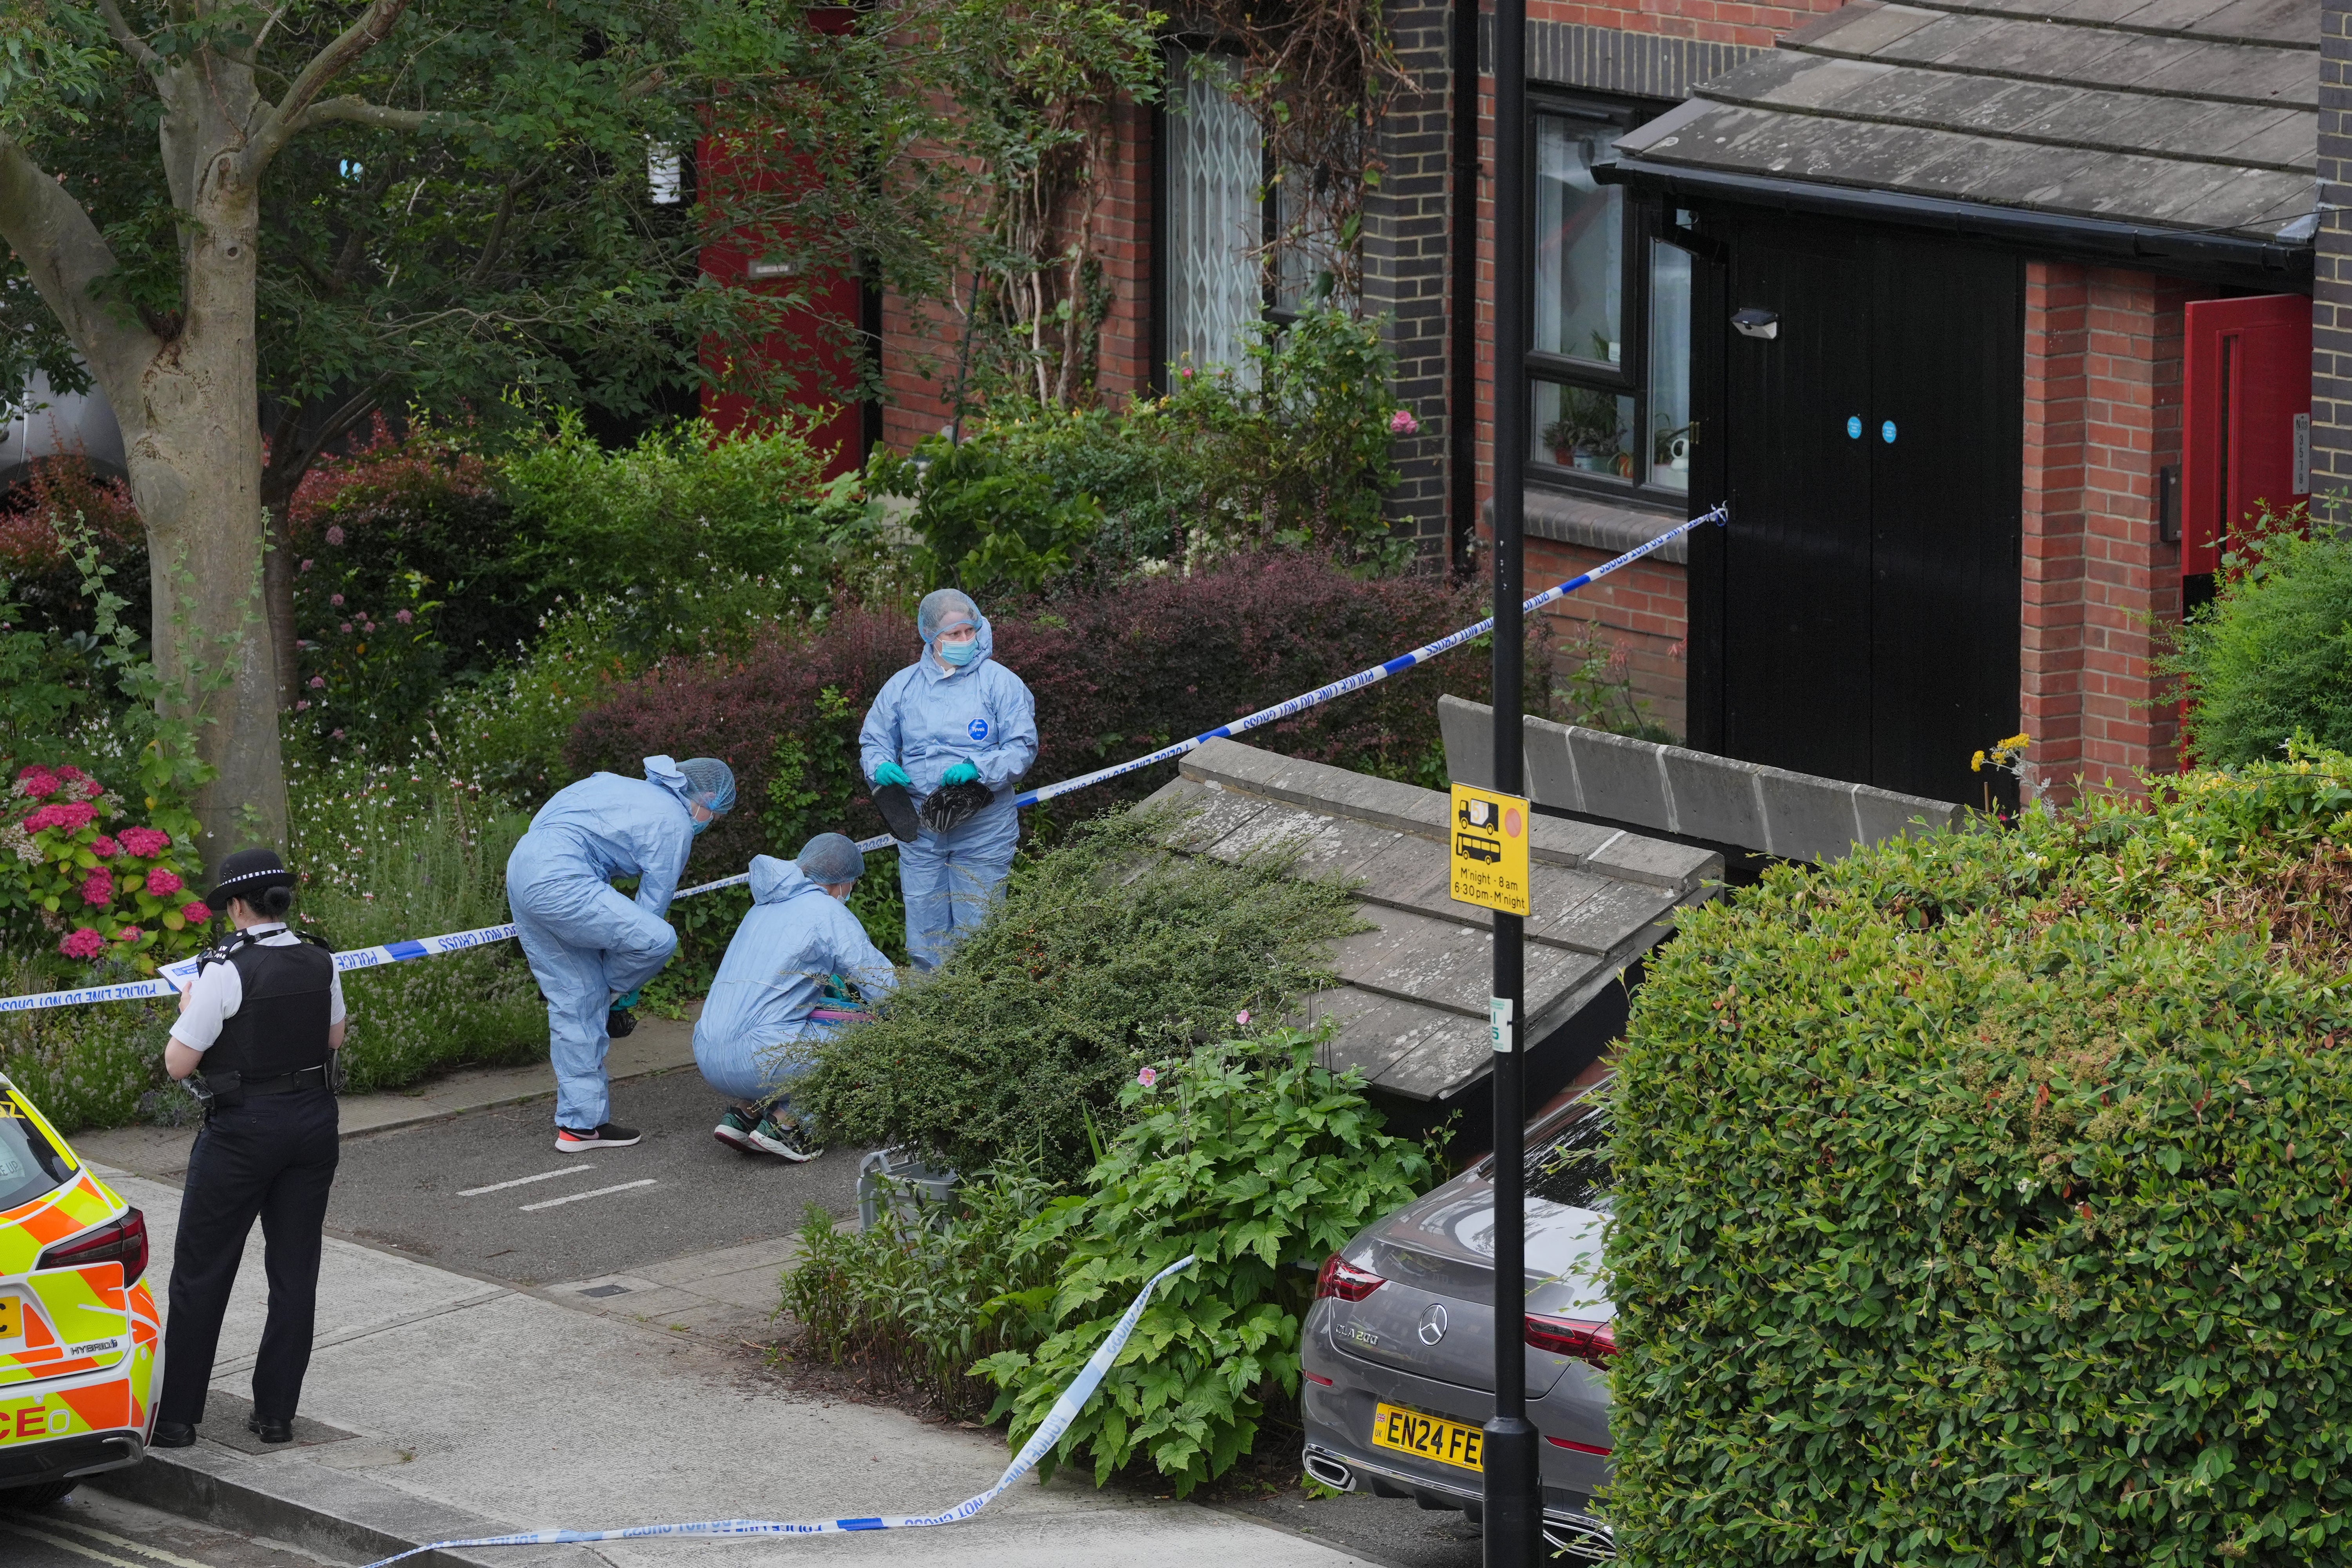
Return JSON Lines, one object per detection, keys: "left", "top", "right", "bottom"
{"left": 323, "top": 1066, "right": 859, "bottom": 1289}
{"left": 4, "top": 1487, "right": 336, "bottom": 1568}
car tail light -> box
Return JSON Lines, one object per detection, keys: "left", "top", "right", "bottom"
{"left": 1303, "top": 1371, "right": 1334, "bottom": 1387}
{"left": 1314, "top": 1253, "right": 1385, "bottom": 1303}
{"left": 1525, "top": 1315, "right": 1614, "bottom": 1369}
{"left": 39, "top": 1207, "right": 148, "bottom": 1285}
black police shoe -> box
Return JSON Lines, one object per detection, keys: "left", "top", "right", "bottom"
{"left": 247, "top": 1414, "right": 294, "bottom": 1444}
{"left": 151, "top": 1421, "right": 196, "bottom": 1448}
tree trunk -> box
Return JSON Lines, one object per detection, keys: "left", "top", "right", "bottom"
{"left": 258, "top": 451, "right": 302, "bottom": 713}
{"left": 103, "top": 145, "right": 289, "bottom": 866}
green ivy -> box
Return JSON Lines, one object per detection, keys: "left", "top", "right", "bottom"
{"left": 974, "top": 1029, "right": 1431, "bottom": 1496}
{"left": 1605, "top": 743, "right": 2352, "bottom": 1566}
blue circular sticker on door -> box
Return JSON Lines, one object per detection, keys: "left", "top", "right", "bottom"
{"left": 967, "top": 718, "right": 990, "bottom": 742}
{"left": 1846, "top": 416, "right": 1861, "bottom": 439}
{"left": 1881, "top": 420, "right": 1897, "bottom": 444}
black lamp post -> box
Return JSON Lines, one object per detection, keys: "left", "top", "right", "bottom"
{"left": 1484, "top": 0, "right": 1537, "bottom": 1554}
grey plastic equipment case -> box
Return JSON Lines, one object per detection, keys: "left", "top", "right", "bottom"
{"left": 855, "top": 1147, "right": 959, "bottom": 1230}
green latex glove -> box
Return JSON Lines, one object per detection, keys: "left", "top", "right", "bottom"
{"left": 873, "top": 760, "right": 911, "bottom": 788}
{"left": 941, "top": 761, "right": 980, "bottom": 786}
{"left": 612, "top": 989, "right": 641, "bottom": 1011}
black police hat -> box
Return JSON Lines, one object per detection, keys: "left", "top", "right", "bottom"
{"left": 212, "top": 848, "right": 296, "bottom": 898}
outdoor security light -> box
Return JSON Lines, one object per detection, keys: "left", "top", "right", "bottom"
{"left": 1733, "top": 307, "right": 1779, "bottom": 340}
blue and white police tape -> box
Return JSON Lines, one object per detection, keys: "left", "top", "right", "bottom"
{"left": 1, "top": 502, "right": 1726, "bottom": 1002}
{"left": 0, "top": 920, "right": 524, "bottom": 1014}
{"left": 673, "top": 499, "right": 1730, "bottom": 894}
{"left": 354, "top": 1253, "right": 1196, "bottom": 1566}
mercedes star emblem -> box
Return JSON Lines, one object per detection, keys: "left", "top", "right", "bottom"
{"left": 1417, "top": 1303, "right": 1448, "bottom": 1346}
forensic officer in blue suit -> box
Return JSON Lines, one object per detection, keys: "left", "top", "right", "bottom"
{"left": 506, "top": 754, "right": 734, "bottom": 1151}
{"left": 859, "top": 590, "right": 1038, "bottom": 969}
{"left": 696, "top": 835, "right": 898, "bottom": 1161}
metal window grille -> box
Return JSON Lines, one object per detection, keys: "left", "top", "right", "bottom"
{"left": 1165, "top": 49, "right": 1262, "bottom": 378}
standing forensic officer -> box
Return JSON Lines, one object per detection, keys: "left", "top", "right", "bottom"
{"left": 507, "top": 754, "right": 735, "bottom": 1151}
{"left": 153, "top": 849, "right": 344, "bottom": 1448}
{"left": 860, "top": 590, "right": 1037, "bottom": 969}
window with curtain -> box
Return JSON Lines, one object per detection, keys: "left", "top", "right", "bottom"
{"left": 1526, "top": 96, "right": 1694, "bottom": 499}
{"left": 1163, "top": 47, "right": 1263, "bottom": 377}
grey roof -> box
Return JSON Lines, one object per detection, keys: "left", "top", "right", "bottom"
{"left": 1141, "top": 738, "right": 1721, "bottom": 1103}
{"left": 1613, "top": 0, "right": 2316, "bottom": 242}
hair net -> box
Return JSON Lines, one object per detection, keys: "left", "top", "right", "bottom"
{"left": 917, "top": 588, "right": 980, "bottom": 646}
{"left": 678, "top": 757, "right": 737, "bottom": 815}
{"left": 796, "top": 832, "right": 866, "bottom": 885}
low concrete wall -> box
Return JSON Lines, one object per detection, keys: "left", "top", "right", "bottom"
{"left": 1439, "top": 696, "right": 1963, "bottom": 863}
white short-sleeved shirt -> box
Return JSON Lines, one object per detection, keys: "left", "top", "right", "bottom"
{"left": 169, "top": 924, "right": 347, "bottom": 1055}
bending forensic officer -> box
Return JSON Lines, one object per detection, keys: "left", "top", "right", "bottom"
{"left": 507, "top": 754, "right": 734, "bottom": 1152}
{"left": 697, "top": 834, "right": 897, "bottom": 1161}
{"left": 859, "top": 591, "right": 1037, "bottom": 969}
{"left": 154, "top": 848, "right": 344, "bottom": 1449}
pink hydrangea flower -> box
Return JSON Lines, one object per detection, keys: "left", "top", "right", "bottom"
{"left": 113, "top": 926, "right": 141, "bottom": 943}
{"left": 309, "top": 675, "right": 327, "bottom": 690}
{"left": 330, "top": 593, "right": 345, "bottom": 606}
{"left": 15, "top": 766, "right": 59, "bottom": 800}
{"left": 1389, "top": 409, "right": 1420, "bottom": 436}
{"left": 146, "top": 868, "right": 183, "bottom": 897}
{"left": 325, "top": 525, "right": 345, "bottom": 546}
{"left": 362, "top": 621, "right": 376, "bottom": 633}
{"left": 300, "top": 558, "right": 314, "bottom": 572}
{"left": 90, "top": 836, "right": 118, "bottom": 858}
{"left": 76, "top": 777, "right": 103, "bottom": 799}
{"left": 180, "top": 901, "right": 211, "bottom": 925}
{"left": 57, "top": 927, "right": 104, "bottom": 960}
{"left": 1136, "top": 1065, "right": 1158, "bottom": 1089}
{"left": 55, "top": 766, "right": 85, "bottom": 782}
{"left": 294, "top": 700, "right": 310, "bottom": 711}
{"left": 394, "top": 608, "right": 414, "bottom": 624}
{"left": 118, "top": 826, "right": 171, "bottom": 857}
{"left": 25, "top": 801, "right": 98, "bottom": 834}
{"left": 339, "top": 622, "right": 353, "bottom": 634}
{"left": 79, "top": 868, "right": 113, "bottom": 906}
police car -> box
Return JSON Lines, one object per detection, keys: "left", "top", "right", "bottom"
{"left": 0, "top": 1073, "right": 159, "bottom": 1504}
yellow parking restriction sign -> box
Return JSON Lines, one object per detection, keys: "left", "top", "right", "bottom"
{"left": 1449, "top": 783, "right": 1531, "bottom": 916}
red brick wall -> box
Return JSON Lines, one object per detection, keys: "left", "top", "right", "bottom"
{"left": 2020, "top": 261, "right": 2211, "bottom": 804}
{"left": 1528, "top": 535, "right": 1689, "bottom": 738}
{"left": 1524, "top": 0, "right": 1841, "bottom": 49}
{"left": 877, "top": 100, "right": 1155, "bottom": 451}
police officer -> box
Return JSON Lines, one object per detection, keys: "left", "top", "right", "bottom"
{"left": 151, "top": 848, "right": 345, "bottom": 1448}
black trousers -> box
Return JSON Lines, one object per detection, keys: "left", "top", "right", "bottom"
{"left": 160, "top": 1085, "right": 339, "bottom": 1425}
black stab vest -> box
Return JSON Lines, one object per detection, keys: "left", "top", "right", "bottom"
{"left": 201, "top": 931, "right": 336, "bottom": 1080}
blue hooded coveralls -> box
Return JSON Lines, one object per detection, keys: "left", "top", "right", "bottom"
{"left": 859, "top": 606, "right": 1038, "bottom": 970}
{"left": 692, "top": 855, "right": 898, "bottom": 1107}
{"left": 506, "top": 757, "right": 700, "bottom": 1130}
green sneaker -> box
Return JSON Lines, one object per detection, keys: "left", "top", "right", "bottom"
{"left": 748, "top": 1114, "right": 822, "bottom": 1163}
{"left": 712, "top": 1105, "right": 759, "bottom": 1153}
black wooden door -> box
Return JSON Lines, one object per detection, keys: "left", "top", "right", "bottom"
{"left": 1700, "top": 217, "right": 2022, "bottom": 809}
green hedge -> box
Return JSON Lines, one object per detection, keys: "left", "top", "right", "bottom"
{"left": 1607, "top": 748, "right": 2352, "bottom": 1566}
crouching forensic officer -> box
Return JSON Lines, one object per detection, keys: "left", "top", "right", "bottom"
{"left": 151, "top": 848, "right": 345, "bottom": 1449}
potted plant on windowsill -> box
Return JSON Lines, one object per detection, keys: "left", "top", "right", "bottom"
{"left": 1542, "top": 387, "right": 1626, "bottom": 476}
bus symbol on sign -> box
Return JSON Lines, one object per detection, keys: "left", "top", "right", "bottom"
{"left": 1448, "top": 783, "right": 1531, "bottom": 917}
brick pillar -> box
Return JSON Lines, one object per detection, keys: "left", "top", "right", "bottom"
{"left": 2020, "top": 263, "right": 2206, "bottom": 803}
{"left": 1361, "top": 0, "right": 1454, "bottom": 562}
{"left": 2317, "top": 0, "right": 2352, "bottom": 521}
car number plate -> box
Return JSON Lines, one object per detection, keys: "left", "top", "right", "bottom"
{"left": 1372, "top": 1402, "right": 1483, "bottom": 1472}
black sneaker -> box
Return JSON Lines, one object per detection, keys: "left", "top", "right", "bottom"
{"left": 748, "top": 1115, "right": 821, "bottom": 1162}
{"left": 555, "top": 1122, "right": 642, "bottom": 1152}
{"left": 606, "top": 1007, "right": 637, "bottom": 1039}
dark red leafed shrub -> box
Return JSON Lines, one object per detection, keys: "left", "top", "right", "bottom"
{"left": 566, "top": 551, "right": 1543, "bottom": 882}
{"left": 0, "top": 455, "right": 147, "bottom": 636}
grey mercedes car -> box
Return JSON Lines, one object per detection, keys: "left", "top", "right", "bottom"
{"left": 1301, "top": 1083, "right": 1616, "bottom": 1560}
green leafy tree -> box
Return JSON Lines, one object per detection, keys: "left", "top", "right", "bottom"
{"left": 0, "top": 0, "right": 1008, "bottom": 854}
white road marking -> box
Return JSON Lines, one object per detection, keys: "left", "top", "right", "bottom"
{"left": 520, "top": 1178, "right": 657, "bottom": 1212}
{"left": 0, "top": 1518, "right": 147, "bottom": 1568}
{"left": 459, "top": 1165, "right": 596, "bottom": 1197}
{"left": 24, "top": 1515, "right": 218, "bottom": 1568}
